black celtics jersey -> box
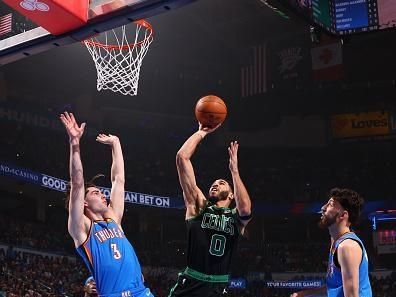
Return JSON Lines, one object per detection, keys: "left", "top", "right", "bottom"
{"left": 186, "top": 203, "right": 240, "bottom": 276}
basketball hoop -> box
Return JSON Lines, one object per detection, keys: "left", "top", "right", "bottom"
{"left": 83, "top": 20, "right": 153, "bottom": 96}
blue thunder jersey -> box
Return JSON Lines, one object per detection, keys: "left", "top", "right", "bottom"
{"left": 77, "top": 219, "right": 151, "bottom": 297}
{"left": 326, "top": 232, "right": 372, "bottom": 297}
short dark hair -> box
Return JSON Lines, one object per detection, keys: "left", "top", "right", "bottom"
{"left": 64, "top": 174, "right": 105, "bottom": 211}
{"left": 329, "top": 187, "right": 364, "bottom": 226}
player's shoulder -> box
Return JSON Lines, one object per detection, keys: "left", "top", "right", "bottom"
{"left": 338, "top": 238, "right": 361, "bottom": 252}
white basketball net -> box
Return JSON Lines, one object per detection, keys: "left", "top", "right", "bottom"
{"left": 83, "top": 20, "right": 153, "bottom": 96}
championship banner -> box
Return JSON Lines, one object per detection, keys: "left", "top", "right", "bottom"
{"left": 331, "top": 111, "right": 390, "bottom": 139}
{"left": 0, "top": 161, "right": 183, "bottom": 209}
{"left": 266, "top": 280, "right": 324, "bottom": 289}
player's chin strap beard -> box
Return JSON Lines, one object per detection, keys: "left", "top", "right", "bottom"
{"left": 208, "top": 196, "right": 219, "bottom": 204}
{"left": 208, "top": 191, "right": 230, "bottom": 204}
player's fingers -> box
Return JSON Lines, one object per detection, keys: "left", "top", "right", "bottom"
{"left": 230, "top": 141, "right": 237, "bottom": 151}
{"left": 213, "top": 123, "right": 222, "bottom": 130}
{"left": 69, "top": 112, "right": 77, "bottom": 123}
{"left": 59, "top": 115, "right": 68, "bottom": 126}
{"left": 64, "top": 111, "right": 71, "bottom": 121}
{"left": 228, "top": 147, "right": 235, "bottom": 158}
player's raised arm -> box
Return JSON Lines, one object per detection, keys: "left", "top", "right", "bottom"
{"left": 228, "top": 141, "right": 252, "bottom": 228}
{"left": 96, "top": 134, "right": 125, "bottom": 223}
{"left": 176, "top": 123, "right": 220, "bottom": 218}
{"left": 60, "top": 112, "right": 87, "bottom": 246}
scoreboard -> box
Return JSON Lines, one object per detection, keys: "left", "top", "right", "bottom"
{"left": 281, "top": 0, "right": 396, "bottom": 35}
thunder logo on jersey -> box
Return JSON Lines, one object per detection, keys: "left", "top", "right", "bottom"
{"left": 77, "top": 219, "right": 146, "bottom": 296}
{"left": 94, "top": 226, "right": 124, "bottom": 243}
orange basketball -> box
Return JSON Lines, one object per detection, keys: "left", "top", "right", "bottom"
{"left": 195, "top": 95, "right": 227, "bottom": 128}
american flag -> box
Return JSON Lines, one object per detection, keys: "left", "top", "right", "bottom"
{"left": 241, "top": 44, "right": 267, "bottom": 98}
{"left": 0, "top": 13, "right": 12, "bottom": 36}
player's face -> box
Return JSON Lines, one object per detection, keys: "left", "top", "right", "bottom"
{"left": 208, "top": 179, "right": 232, "bottom": 203}
{"left": 86, "top": 279, "right": 98, "bottom": 296}
{"left": 85, "top": 187, "right": 108, "bottom": 212}
{"left": 319, "top": 198, "right": 344, "bottom": 228}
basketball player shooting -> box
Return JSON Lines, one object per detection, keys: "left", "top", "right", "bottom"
{"left": 60, "top": 112, "right": 154, "bottom": 297}
{"left": 168, "top": 122, "right": 252, "bottom": 297}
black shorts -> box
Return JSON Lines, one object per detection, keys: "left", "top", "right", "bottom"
{"left": 168, "top": 273, "right": 228, "bottom": 297}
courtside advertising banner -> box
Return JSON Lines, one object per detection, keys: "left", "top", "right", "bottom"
{"left": 228, "top": 278, "right": 246, "bottom": 289}
{"left": 266, "top": 280, "right": 324, "bottom": 289}
{"left": 0, "top": 161, "right": 182, "bottom": 209}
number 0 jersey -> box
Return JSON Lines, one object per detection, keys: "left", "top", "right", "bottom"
{"left": 186, "top": 203, "right": 241, "bottom": 279}
{"left": 77, "top": 218, "right": 146, "bottom": 296}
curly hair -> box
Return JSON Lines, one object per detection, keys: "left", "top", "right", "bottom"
{"left": 329, "top": 187, "right": 364, "bottom": 226}
{"left": 64, "top": 174, "right": 105, "bottom": 211}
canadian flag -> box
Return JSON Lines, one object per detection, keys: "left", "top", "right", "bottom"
{"left": 311, "top": 41, "right": 344, "bottom": 81}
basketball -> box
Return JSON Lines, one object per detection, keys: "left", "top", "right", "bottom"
{"left": 195, "top": 95, "right": 227, "bottom": 128}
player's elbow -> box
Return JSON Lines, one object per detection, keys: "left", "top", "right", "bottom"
{"left": 237, "top": 202, "right": 252, "bottom": 217}
{"left": 112, "top": 175, "right": 125, "bottom": 184}
{"left": 238, "top": 207, "right": 251, "bottom": 217}
{"left": 176, "top": 151, "right": 189, "bottom": 166}
{"left": 70, "top": 179, "right": 84, "bottom": 189}
{"left": 70, "top": 169, "right": 84, "bottom": 184}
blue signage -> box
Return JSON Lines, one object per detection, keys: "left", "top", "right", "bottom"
{"left": 229, "top": 278, "right": 246, "bottom": 289}
{"left": 334, "top": 0, "right": 369, "bottom": 30}
{"left": 266, "top": 280, "right": 324, "bottom": 289}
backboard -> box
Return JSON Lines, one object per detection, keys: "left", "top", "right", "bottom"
{"left": 0, "top": 0, "right": 196, "bottom": 65}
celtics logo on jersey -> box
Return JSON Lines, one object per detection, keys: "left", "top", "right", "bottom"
{"left": 200, "top": 213, "right": 235, "bottom": 235}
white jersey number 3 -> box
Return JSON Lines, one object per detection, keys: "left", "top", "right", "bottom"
{"left": 111, "top": 243, "right": 122, "bottom": 259}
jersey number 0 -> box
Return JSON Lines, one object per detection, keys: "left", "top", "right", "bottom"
{"left": 209, "top": 234, "right": 226, "bottom": 257}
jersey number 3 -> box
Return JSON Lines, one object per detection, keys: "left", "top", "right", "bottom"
{"left": 111, "top": 243, "right": 122, "bottom": 259}
{"left": 209, "top": 234, "right": 226, "bottom": 257}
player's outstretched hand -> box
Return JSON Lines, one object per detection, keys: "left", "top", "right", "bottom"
{"left": 228, "top": 141, "right": 239, "bottom": 174}
{"left": 198, "top": 122, "right": 221, "bottom": 135}
{"left": 60, "top": 112, "right": 86, "bottom": 141}
{"left": 96, "top": 134, "right": 120, "bottom": 146}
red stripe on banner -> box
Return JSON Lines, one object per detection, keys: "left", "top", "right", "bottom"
{"left": 0, "top": 13, "right": 12, "bottom": 36}
{"left": 240, "top": 44, "right": 267, "bottom": 98}
{"left": 249, "top": 65, "right": 254, "bottom": 96}
{"left": 258, "top": 45, "right": 262, "bottom": 94}
{"left": 253, "top": 46, "right": 258, "bottom": 95}
{"left": 241, "top": 67, "right": 246, "bottom": 98}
